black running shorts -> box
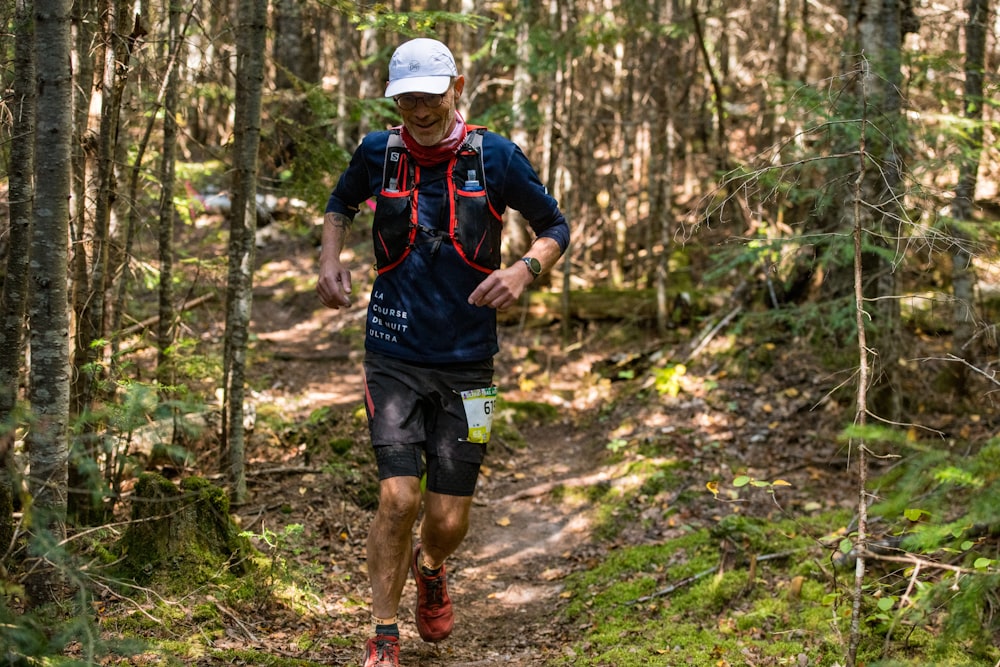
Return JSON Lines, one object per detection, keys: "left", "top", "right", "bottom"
{"left": 362, "top": 352, "right": 496, "bottom": 496}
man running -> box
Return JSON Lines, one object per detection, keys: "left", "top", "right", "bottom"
{"left": 317, "top": 37, "right": 570, "bottom": 667}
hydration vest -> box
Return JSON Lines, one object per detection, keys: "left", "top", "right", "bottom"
{"left": 372, "top": 127, "right": 503, "bottom": 274}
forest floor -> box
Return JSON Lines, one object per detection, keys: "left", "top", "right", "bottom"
{"left": 91, "top": 217, "right": 999, "bottom": 666}
{"left": 200, "top": 221, "right": 854, "bottom": 667}
{"left": 227, "top": 314, "right": 855, "bottom": 667}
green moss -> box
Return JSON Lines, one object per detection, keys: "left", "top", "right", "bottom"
{"left": 556, "top": 514, "right": 876, "bottom": 666}
{"left": 499, "top": 399, "right": 559, "bottom": 425}
{"left": 190, "top": 603, "right": 222, "bottom": 626}
{"left": 492, "top": 418, "right": 526, "bottom": 448}
{"left": 102, "top": 603, "right": 186, "bottom": 636}
{"left": 554, "top": 499, "right": 1000, "bottom": 666}
{"left": 116, "top": 473, "right": 256, "bottom": 588}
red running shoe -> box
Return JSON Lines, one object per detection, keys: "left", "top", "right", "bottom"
{"left": 411, "top": 545, "right": 454, "bottom": 642}
{"left": 362, "top": 635, "right": 399, "bottom": 667}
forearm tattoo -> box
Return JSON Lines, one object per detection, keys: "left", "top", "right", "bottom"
{"left": 328, "top": 212, "right": 353, "bottom": 232}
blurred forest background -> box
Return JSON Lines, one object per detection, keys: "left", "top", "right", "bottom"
{"left": 1, "top": 0, "right": 999, "bottom": 665}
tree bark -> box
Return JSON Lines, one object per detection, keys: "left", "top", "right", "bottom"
{"left": 72, "top": 0, "right": 133, "bottom": 413}
{"left": 273, "top": 0, "right": 303, "bottom": 90}
{"left": 223, "top": 0, "right": 268, "bottom": 505}
{"left": 26, "top": 0, "right": 74, "bottom": 606}
{"left": 70, "top": 0, "right": 97, "bottom": 377}
{"left": 68, "top": 0, "right": 141, "bottom": 525}
{"left": 948, "top": 0, "right": 988, "bottom": 387}
{"left": 648, "top": 0, "right": 682, "bottom": 334}
{"left": 0, "top": 0, "right": 37, "bottom": 563}
{"left": 691, "top": 0, "right": 730, "bottom": 175}
{"left": 846, "top": 76, "right": 872, "bottom": 667}
{"left": 156, "top": 0, "right": 183, "bottom": 394}
{"left": 844, "top": 0, "right": 906, "bottom": 421}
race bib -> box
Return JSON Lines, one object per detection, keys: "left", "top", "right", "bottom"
{"left": 460, "top": 386, "right": 498, "bottom": 444}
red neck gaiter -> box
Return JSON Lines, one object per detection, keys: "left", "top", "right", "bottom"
{"left": 400, "top": 112, "right": 468, "bottom": 167}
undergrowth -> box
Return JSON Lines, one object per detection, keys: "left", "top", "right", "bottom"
{"left": 865, "top": 436, "right": 1000, "bottom": 662}
{"left": 553, "top": 512, "right": 852, "bottom": 667}
{"left": 546, "top": 395, "right": 1000, "bottom": 666}
{"left": 553, "top": 506, "right": 997, "bottom": 666}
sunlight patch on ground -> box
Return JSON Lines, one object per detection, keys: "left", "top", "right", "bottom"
{"left": 489, "top": 582, "right": 564, "bottom": 605}
{"left": 300, "top": 386, "right": 362, "bottom": 405}
{"left": 465, "top": 509, "right": 592, "bottom": 570}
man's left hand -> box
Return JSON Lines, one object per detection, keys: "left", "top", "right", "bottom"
{"left": 467, "top": 265, "right": 532, "bottom": 310}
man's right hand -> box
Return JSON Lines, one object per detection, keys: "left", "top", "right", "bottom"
{"left": 317, "top": 212, "right": 354, "bottom": 309}
{"left": 317, "top": 260, "right": 353, "bottom": 309}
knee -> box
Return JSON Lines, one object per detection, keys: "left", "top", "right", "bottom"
{"left": 424, "top": 508, "right": 469, "bottom": 541}
{"left": 376, "top": 483, "right": 421, "bottom": 527}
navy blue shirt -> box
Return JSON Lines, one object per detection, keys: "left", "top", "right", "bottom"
{"left": 326, "top": 128, "right": 570, "bottom": 364}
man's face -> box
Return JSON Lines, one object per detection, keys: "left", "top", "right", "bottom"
{"left": 396, "top": 76, "right": 465, "bottom": 146}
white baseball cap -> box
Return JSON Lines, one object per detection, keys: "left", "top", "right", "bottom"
{"left": 384, "top": 38, "right": 458, "bottom": 98}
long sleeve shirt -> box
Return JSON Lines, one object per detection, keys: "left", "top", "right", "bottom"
{"left": 326, "top": 129, "right": 570, "bottom": 364}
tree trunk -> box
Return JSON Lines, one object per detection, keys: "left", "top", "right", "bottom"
{"left": 0, "top": 0, "right": 37, "bottom": 563}
{"left": 68, "top": 0, "right": 140, "bottom": 525}
{"left": 156, "top": 0, "right": 183, "bottom": 394}
{"left": 70, "top": 0, "right": 97, "bottom": 375}
{"left": 504, "top": 0, "right": 535, "bottom": 259}
{"left": 847, "top": 129, "right": 873, "bottom": 667}
{"left": 870, "top": 0, "right": 906, "bottom": 421}
{"left": 119, "top": 474, "right": 250, "bottom": 582}
{"left": 272, "top": 0, "right": 302, "bottom": 90}
{"left": 549, "top": 0, "right": 575, "bottom": 344}
{"left": 26, "top": 0, "right": 74, "bottom": 606}
{"left": 691, "top": 0, "right": 730, "bottom": 175}
{"left": 72, "top": 0, "right": 132, "bottom": 413}
{"left": 839, "top": 0, "right": 907, "bottom": 421}
{"left": 649, "top": 0, "right": 681, "bottom": 334}
{"left": 948, "top": 0, "right": 988, "bottom": 389}
{"left": 223, "top": 0, "right": 268, "bottom": 505}
{"left": 845, "top": 0, "right": 909, "bottom": 662}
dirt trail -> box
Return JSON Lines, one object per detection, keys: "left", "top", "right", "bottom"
{"left": 249, "top": 310, "right": 606, "bottom": 665}
{"left": 396, "top": 425, "right": 602, "bottom": 666}
{"left": 244, "top": 239, "right": 857, "bottom": 666}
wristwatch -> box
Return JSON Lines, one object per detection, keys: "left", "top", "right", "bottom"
{"left": 521, "top": 256, "right": 542, "bottom": 280}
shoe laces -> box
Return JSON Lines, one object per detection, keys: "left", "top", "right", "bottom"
{"left": 370, "top": 636, "right": 398, "bottom": 665}
{"left": 421, "top": 572, "right": 446, "bottom": 608}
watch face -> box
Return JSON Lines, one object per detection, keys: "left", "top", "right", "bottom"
{"left": 527, "top": 257, "right": 541, "bottom": 275}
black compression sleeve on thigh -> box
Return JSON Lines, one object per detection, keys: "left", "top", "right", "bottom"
{"left": 374, "top": 443, "right": 424, "bottom": 480}
{"left": 426, "top": 456, "right": 480, "bottom": 496}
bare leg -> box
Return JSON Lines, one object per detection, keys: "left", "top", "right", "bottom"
{"left": 367, "top": 476, "right": 422, "bottom": 619}
{"left": 418, "top": 491, "right": 474, "bottom": 569}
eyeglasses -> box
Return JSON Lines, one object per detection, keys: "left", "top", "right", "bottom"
{"left": 394, "top": 93, "right": 445, "bottom": 111}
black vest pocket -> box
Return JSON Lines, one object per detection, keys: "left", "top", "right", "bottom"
{"left": 372, "top": 190, "right": 414, "bottom": 271}
{"left": 454, "top": 189, "right": 502, "bottom": 271}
